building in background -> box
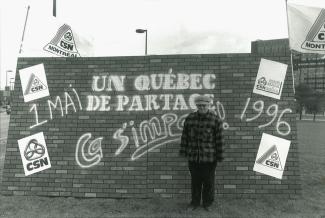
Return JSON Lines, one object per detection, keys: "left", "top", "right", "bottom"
{"left": 0, "top": 84, "right": 13, "bottom": 106}
{"left": 251, "top": 38, "right": 290, "bottom": 56}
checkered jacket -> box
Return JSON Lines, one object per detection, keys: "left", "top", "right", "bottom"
{"left": 179, "top": 110, "right": 224, "bottom": 163}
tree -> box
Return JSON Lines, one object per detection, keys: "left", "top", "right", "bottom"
{"left": 305, "top": 92, "right": 322, "bottom": 121}
{"left": 295, "top": 83, "right": 323, "bottom": 121}
{"left": 295, "top": 83, "right": 313, "bottom": 120}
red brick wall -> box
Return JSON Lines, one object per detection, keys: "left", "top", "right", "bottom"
{"left": 1, "top": 53, "right": 301, "bottom": 199}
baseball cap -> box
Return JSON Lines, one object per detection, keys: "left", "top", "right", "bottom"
{"left": 194, "top": 95, "right": 212, "bottom": 105}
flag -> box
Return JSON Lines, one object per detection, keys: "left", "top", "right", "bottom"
{"left": 287, "top": 3, "right": 325, "bottom": 54}
{"left": 20, "top": 7, "right": 94, "bottom": 57}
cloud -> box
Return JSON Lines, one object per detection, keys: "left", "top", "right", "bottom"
{"left": 154, "top": 27, "right": 251, "bottom": 55}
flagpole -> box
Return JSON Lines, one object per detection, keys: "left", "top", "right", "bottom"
{"left": 284, "top": 0, "right": 296, "bottom": 94}
{"left": 290, "top": 53, "right": 296, "bottom": 94}
{"left": 285, "top": 0, "right": 292, "bottom": 50}
{"left": 19, "top": 5, "right": 30, "bottom": 54}
{"left": 53, "top": 0, "right": 56, "bottom": 17}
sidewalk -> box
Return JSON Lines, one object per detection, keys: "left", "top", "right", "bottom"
{"left": 298, "top": 114, "right": 325, "bottom": 121}
{"left": 0, "top": 112, "right": 9, "bottom": 185}
{"left": 0, "top": 138, "right": 6, "bottom": 185}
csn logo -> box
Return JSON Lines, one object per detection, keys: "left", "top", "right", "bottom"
{"left": 24, "top": 139, "right": 49, "bottom": 171}
{"left": 256, "top": 144, "right": 283, "bottom": 171}
{"left": 24, "top": 73, "right": 48, "bottom": 96}
{"left": 256, "top": 77, "right": 267, "bottom": 90}
{"left": 301, "top": 9, "right": 325, "bottom": 51}
{"left": 265, "top": 153, "right": 281, "bottom": 169}
{"left": 18, "top": 132, "right": 51, "bottom": 176}
{"left": 30, "top": 78, "right": 45, "bottom": 93}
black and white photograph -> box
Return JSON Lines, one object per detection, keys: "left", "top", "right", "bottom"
{"left": 0, "top": 0, "right": 325, "bottom": 217}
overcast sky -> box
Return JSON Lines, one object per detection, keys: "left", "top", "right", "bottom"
{"left": 1, "top": 0, "right": 325, "bottom": 89}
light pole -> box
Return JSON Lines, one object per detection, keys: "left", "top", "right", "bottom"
{"left": 136, "top": 29, "right": 147, "bottom": 55}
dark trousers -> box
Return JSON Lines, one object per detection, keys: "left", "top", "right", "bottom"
{"left": 188, "top": 161, "right": 217, "bottom": 207}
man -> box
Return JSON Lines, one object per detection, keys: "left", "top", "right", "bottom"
{"left": 179, "top": 95, "right": 224, "bottom": 211}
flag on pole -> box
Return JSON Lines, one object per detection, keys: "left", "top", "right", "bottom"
{"left": 20, "top": 7, "right": 94, "bottom": 57}
{"left": 287, "top": 3, "right": 325, "bottom": 54}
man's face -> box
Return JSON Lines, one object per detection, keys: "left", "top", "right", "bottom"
{"left": 196, "top": 103, "right": 209, "bottom": 114}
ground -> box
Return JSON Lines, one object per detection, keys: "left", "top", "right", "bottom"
{"left": 0, "top": 112, "right": 324, "bottom": 217}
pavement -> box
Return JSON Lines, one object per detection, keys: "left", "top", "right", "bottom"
{"left": 0, "top": 111, "right": 9, "bottom": 184}
{"left": 0, "top": 111, "right": 10, "bottom": 139}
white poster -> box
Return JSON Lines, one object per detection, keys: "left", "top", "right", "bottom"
{"left": 19, "top": 63, "right": 50, "bottom": 102}
{"left": 253, "top": 58, "right": 287, "bottom": 100}
{"left": 17, "top": 132, "right": 51, "bottom": 176}
{"left": 253, "top": 133, "right": 291, "bottom": 179}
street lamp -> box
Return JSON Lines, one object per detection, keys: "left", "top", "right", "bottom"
{"left": 5, "top": 70, "right": 12, "bottom": 88}
{"left": 136, "top": 29, "right": 147, "bottom": 55}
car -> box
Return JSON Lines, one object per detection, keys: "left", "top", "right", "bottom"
{"left": 6, "top": 105, "right": 11, "bottom": 115}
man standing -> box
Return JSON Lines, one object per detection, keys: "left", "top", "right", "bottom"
{"left": 179, "top": 95, "right": 224, "bottom": 211}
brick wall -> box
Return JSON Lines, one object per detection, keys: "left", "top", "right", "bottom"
{"left": 1, "top": 53, "right": 301, "bottom": 199}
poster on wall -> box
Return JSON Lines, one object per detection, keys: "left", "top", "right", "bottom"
{"left": 253, "top": 133, "right": 291, "bottom": 179}
{"left": 17, "top": 132, "right": 52, "bottom": 176}
{"left": 19, "top": 63, "right": 50, "bottom": 102}
{"left": 253, "top": 58, "right": 288, "bottom": 100}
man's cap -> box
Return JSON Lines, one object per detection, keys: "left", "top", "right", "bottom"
{"left": 194, "top": 95, "right": 212, "bottom": 105}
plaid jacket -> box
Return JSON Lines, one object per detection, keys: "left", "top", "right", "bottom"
{"left": 179, "top": 110, "right": 224, "bottom": 163}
